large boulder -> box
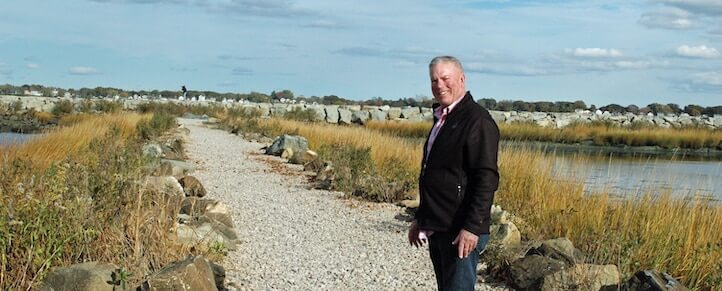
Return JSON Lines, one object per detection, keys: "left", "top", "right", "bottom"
{"left": 388, "top": 107, "right": 402, "bottom": 119}
{"left": 305, "top": 105, "right": 326, "bottom": 122}
{"left": 527, "top": 237, "right": 585, "bottom": 265}
{"left": 140, "top": 256, "right": 218, "bottom": 291}
{"left": 619, "top": 270, "right": 690, "bottom": 291}
{"left": 540, "top": 264, "right": 621, "bottom": 291}
{"left": 338, "top": 108, "right": 353, "bottom": 125}
{"left": 370, "top": 110, "right": 387, "bottom": 121}
{"left": 508, "top": 255, "right": 566, "bottom": 290}
{"left": 37, "top": 262, "right": 120, "bottom": 291}
{"left": 161, "top": 159, "right": 197, "bottom": 178}
{"left": 351, "top": 110, "right": 370, "bottom": 124}
{"left": 179, "top": 176, "right": 207, "bottom": 197}
{"left": 144, "top": 176, "right": 184, "bottom": 197}
{"left": 324, "top": 106, "right": 339, "bottom": 123}
{"left": 490, "top": 221, "right": 521, "bottom": 248}
{"left": 176, "top": 219, "right": 239, "bottom": 251}
{"left": 265, "top": 135, "right": 309, "bottom": 158}
{"left": 400, "top": 107, "right": 420, "bottom": 119}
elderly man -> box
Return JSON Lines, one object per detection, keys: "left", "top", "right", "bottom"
{"left": 408, "top": 56, "right": 500, "bottom": 290}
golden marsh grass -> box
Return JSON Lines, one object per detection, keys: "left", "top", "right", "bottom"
{"left": 0, "top": 113, "right": 201, "bottom": 290}
{"left": 225, "top": 115, "right": 722, "bottom": 289}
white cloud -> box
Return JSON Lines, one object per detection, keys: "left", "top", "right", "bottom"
{"left": 692, "top": 72, "right": 722, "bottom": 85}
{"left": 638, "top": 8, "right": 697, "bottom": 30}
{"left": 655, "top": 0, "right": 722, "bottom": 16}
{"left": 69, "top": 66, "right": 101, "bottom": 75}
{"left": 675, "top": 45, "right": 721, "bottom": 58}
{"left": 26, "top": 63, "right": 39, "bottom": 69}
{"left": 566, "top": 48, "right": 623, "bottom": 58}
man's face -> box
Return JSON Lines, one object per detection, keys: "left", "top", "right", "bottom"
{"left": 429, "top": 62, "right": 465, "bottom": 107}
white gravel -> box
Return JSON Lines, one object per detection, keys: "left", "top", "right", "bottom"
{"left": 181, "top": 118, "right": 509, "bottom": 291}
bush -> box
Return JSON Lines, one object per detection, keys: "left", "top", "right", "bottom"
{"left": 51, "top": 100, "right": 75, "bottom": 116}
{"left": 95, "top": 100, "right": 123, "bottom": 113}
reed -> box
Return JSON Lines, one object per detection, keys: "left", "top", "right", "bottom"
{"left": 362, "top": 120, "right": 722, "bottom": 150}
{"left": 0, "top": 113, "right": 197, "bottom": 290}
{"left": 223, "top": 114, "right": 722, "bottom": 289}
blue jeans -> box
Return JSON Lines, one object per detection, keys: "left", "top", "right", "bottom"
{"left": 428, "top": 232, "right": 490, "bottom": 291}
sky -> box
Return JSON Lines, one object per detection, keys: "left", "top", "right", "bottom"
{"left": 1, "top": 0, "right": 721, "bottom": 107}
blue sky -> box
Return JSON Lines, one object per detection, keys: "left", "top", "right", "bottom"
{"left": 1, "top": 0, "right": 721, "bottom": 107}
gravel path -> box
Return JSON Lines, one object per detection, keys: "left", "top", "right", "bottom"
{"left": 181, "top": 118, "right": 508, "bottom": 290}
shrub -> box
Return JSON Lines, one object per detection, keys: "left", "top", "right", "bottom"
{"left": 95, "top": 100, "right": 123, "bottom": 113}
{"left": 51, "top": 100, "right": 75, "bottom": 116}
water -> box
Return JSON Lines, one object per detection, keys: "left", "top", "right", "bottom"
{"left": 552, "top": 154, "right": 722, "bottom": 200}
{"left": 0, "top": 132, "right": 39, "bottom": 146}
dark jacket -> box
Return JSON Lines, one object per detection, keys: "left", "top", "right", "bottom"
{"left": 415, "top": 91, "right": 500, "bottom": 236}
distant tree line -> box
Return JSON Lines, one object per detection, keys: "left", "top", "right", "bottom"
{"left": 1, "top": 83, "right": 721, "bottom": 115}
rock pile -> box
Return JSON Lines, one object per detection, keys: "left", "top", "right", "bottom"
{"left": 38, "top": 122, "right": 235, "bottom": 290}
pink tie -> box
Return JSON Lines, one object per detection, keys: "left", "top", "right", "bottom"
{"left": 426, "top": 108, "right": 448, "bottom": 154}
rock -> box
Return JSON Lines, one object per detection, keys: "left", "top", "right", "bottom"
{"left": 489, "top": 111, "right": 507, "bottom": 125}
{"left": 37, "top": 262, "right": 120, "bottom": 291}
{"left": 289, "top": 149, "right": 317, "bottom": 165}
{"left": 491, "top": 205, "right": 509, "bottom": 224}
{"left": 209, "top": 261, "right": 226, "bottom": 290}
{"left": 338, "top": 108, "right": 353, "bottom": 125}
{"left": 305, "top": 105, "right": 326, "bottom": 122}
{"left": 161, "top": 159, "right": 197, "bottom": 178}
{"left": 303, "top": 157, "right": 325, "bottom": 173}
{"left": 386, "top": 107, "right": 401, "bottom": 119}
{"left": 399, "top": 197, "right": 420, "bottom": 209}
{"left": 180, "top": 198, "right": 230, "bottom": 217}
{"left": 526, "top": 237, "right": 584, "bottom": 266}
{"left": 281, "top": 148, "right": 294, "bottom": 159}
{"left": 265, "top": 135, "right": 309, "bottom": 158}
{"left": 144, "top": 176, "right": 184, "bottom": 196}
{"left": 143, "top": 143, "right": 163, "bottom": 158}
{"left": 325, "top": 106, "right": 339, "bottom": 123}
{"left": 371, "top": 110, "right": 387, "bottom": 121}
{"left": 156, "top": 160, "right": 173, "bottom": 176}
{"left": 540, "top": 264, "right": 621, "bottom": 291}
{"left": 490, "top": 221, "right": 521, "bottom": 248}
{"left": 351, "top": 110, "right": 370, "bottom": 125}
{"left": 619, "top": 270, "right": 690, "bottom": 291}
{"left": 400, "top": 107, "right": 420, "bottom": 119}
{"left": 179, "top": 176, "right": 207, "bottom": 197}
{"left": 176, "top": 219, "right": 238, "bottom": 251}
{"left": 161, "top": 144, "right": 184, "bottom": 160}
{"left": 140, "top": 256, "right": 218, "bottom": 291}
{"left": 508, "top": 255, "right": 566, "bottom": 290}
{"left": 314, "top": 162, "right": 335, "bottom": 190}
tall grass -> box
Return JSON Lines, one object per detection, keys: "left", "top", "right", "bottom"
{"left": 365, "top": 120, "right": 722, "bottom": 150}
{"left": 0, "top": 113, "right": 198, "bottom": 290}
{"left": 223, "top": 114, "right": 722, "bottom": 289}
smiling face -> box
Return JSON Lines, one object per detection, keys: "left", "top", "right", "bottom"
{"left": 429, "top": 61, "right": 466, "bottom": 107}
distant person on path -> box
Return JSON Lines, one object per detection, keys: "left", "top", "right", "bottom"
{"left": 181, "top": 85, "right": 187, "bottom": 99}
{"left": 408, "top": 56, "right": 500, "bottom": 290}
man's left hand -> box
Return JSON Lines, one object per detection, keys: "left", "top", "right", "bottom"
{"left": 452, "top": 229, "right": 478, "bottom": 258}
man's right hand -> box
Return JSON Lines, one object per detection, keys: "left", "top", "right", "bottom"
{"left": 408, "top": 220, "right": 423, "bottom": 247}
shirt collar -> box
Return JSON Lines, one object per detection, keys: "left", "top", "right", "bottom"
{"left": 433, "top": 93, "right": 465, "bottom": 119}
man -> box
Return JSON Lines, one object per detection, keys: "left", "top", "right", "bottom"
{"left": 408, "top": 56, "right": 500, "bottom": 290}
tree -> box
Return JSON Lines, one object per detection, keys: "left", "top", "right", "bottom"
{"left": 684, "top": 104, "right": 704, "bottom": 116}
{"left": 478, "top": 98, "right": 497, "bottom": 110}
{"left": 600, "top": 104, "right": 625, "bottom": 113}
{"left": 625, "top": 104, "right": 640, "bottom": 114}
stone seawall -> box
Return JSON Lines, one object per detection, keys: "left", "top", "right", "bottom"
{"left": 3, "top": 95, "right": 721, "bottom": 130}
